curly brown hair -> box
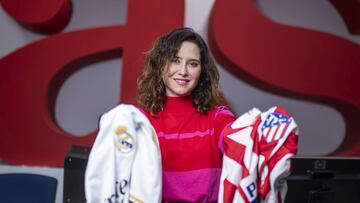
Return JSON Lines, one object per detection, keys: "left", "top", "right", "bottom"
{"left": 137, "top": 27, "right": 222, "bottom": 115}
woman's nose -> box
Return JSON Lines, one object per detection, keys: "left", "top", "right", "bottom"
{"left": 178, "top": 63, "right": 188, "bottom": 75}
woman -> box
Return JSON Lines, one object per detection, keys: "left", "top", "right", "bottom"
{"left": 137, "top": 28, "right": 235, "bottom": 202}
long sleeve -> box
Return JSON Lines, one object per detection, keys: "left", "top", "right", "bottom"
{"left": 85, "top": 104, "right": 162, "bottom": 203}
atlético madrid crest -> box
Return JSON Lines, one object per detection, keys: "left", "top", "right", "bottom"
{"left": 262, "top": 112, "right": 292, "bottom": 143}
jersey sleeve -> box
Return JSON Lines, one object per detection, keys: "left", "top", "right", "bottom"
{"left": 214, "top": 106, "right": 236, "bottom": 152}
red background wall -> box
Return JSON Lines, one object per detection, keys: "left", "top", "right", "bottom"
{"left": 0, "top": 0, "right": 359, "bottom": 166}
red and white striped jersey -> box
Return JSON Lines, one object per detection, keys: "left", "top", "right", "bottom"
{"left": 218, "top": 106, "right": 298, "bottom": 203}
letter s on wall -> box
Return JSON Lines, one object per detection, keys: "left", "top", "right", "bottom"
{"left": 209, "top": 0, "right": 360, "bottom": 156}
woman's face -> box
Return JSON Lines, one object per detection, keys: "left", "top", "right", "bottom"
{"left": 162, "top": 41, "right": 202, "bottom": 97}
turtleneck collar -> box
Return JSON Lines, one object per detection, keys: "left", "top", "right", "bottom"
{"left": 163, "top": 96, "right": 195, "bottom": 113}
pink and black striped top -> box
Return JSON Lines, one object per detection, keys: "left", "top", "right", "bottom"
{"left": 143, "top": 96, "right": 235, "bottom": 202}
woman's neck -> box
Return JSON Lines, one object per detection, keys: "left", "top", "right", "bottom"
{"left": 163, "top": 96, "right": 195, "bottom": 113}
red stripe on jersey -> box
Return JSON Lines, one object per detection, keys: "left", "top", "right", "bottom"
{"left": 223, "top": 179, "right": 236, "bottom": 203}
{"left": 273, "top": 106, "right": 291, "bottom": 117}
{"left": 223, "top": 137, "right": 246, "bottom": 165}
{"left": 258, "top": 132, "right": 298, "bottom": 196}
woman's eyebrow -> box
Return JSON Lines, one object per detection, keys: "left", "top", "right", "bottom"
{"left": 173, "top": 55, "right": 200, "bottom": 62}
{"left": 188, "top": 58, "right": 200, "bottom": 63}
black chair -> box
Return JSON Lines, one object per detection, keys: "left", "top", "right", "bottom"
{"left": 63, "top": 146, "right": 91, "bottom": 203}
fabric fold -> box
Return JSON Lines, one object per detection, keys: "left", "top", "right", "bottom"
{"left": 85, "top": 104, "right": 162, "bottom": 203}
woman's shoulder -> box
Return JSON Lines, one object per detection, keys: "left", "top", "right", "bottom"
{"left": 210, "top": 105, "right": 235, "bottom": 118}
{"left": 135, "top": 105, "right": 162, "bottom": 122}
{"left": 205, "top": 105, "right": 236, "bottom": 126}
{"left": 136, "top": 106, "right": 152, "bottom": 117}
{"left": 208, "top": 105, "right": 236, "bottom": 134}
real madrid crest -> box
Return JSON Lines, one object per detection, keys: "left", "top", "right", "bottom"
{"left": 114, "top": 126, "right": 135, "bottom": 153}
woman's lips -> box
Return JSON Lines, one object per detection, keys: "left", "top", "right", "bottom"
{"left": 174, "top": 78, "right": 190, "bottom": 86}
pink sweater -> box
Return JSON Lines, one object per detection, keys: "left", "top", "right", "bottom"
{"left": 143, "top": 97, "right": 235, "bottom": 202}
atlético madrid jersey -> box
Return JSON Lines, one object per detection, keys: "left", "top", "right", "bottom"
{"left": 219, "top": 106, "right": 298, "bottom": 203}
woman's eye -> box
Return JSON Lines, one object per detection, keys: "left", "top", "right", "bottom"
{"left": 189, "top": 62, "right": 199, "bottom": 67}
{"left": 171, "top": 58, "right": 181, "bottom": 64}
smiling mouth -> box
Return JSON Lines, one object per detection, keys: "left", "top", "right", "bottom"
{"left": 174, "top": 78, "right": 190, "bottom": 86}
